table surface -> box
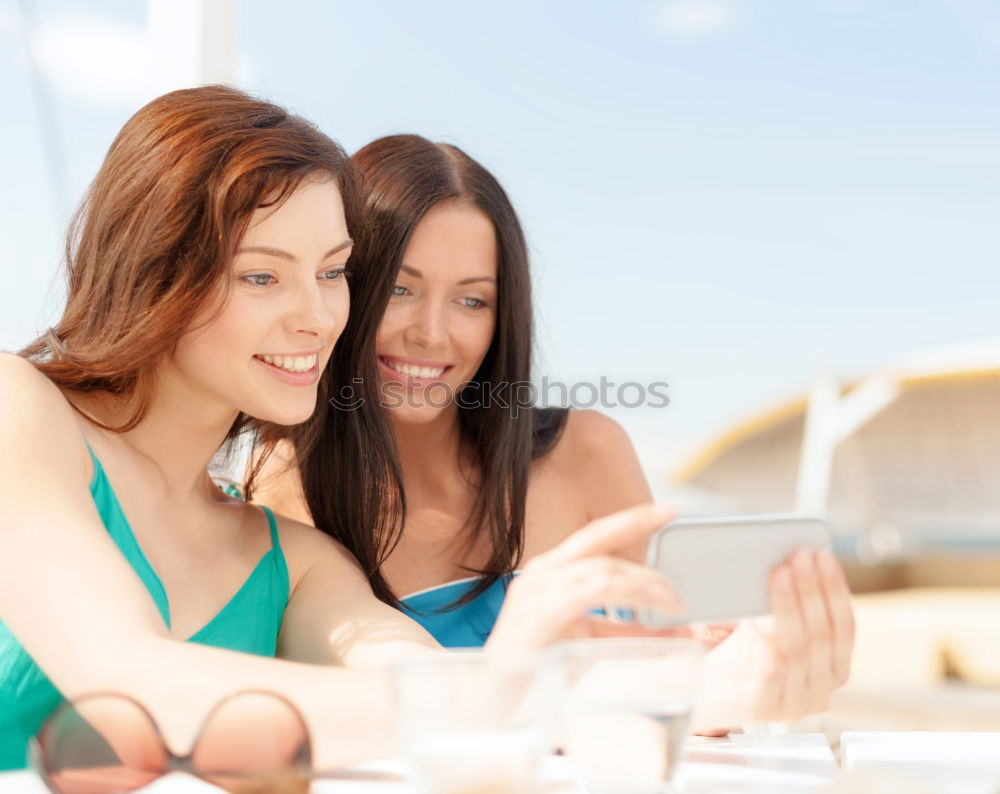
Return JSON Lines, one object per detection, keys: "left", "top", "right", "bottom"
{"left": 0, "top": 734, "right": 839, "bottom": 793}
{"left": 840, "top": 731, "right": 1000, "bottom": 794}
{"left": 11, "top": 731, "right": 1000, "bottom": 792}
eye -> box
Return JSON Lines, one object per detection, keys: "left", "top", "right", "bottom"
{"left": 390, "top": 284, "right": 409, "bottom": 297}
{"left": 320, "top": 267, "right": 347, "bottom": 281}
{"left": 240, "top": 273, "right": 275, "bottom": 287}
{"left": 461, "top": 297, "right": 486, "bottom": 309}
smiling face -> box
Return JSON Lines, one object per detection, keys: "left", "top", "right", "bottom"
{"left": 377, "top": 199, "right": 498, "bottom": 425}
{"left": 170, "top": 177, "right": 352, "bottom": 426}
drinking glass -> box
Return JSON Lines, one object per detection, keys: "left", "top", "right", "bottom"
{"left": 556, "top": 638, "right": 704, "bottom": 794}
{"left": 392, "top": 651, "right": 555, "bottom": 794}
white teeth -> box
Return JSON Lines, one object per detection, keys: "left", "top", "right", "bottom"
{"left": 258, "top": 353, "right": 318, "bottom": 373}
{"left": 386, "top": 360, "right": 445, "bottom": 378}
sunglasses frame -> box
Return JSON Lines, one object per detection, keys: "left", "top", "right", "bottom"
{"left": 30, "top": 689, "right": 312, "bottom": 793}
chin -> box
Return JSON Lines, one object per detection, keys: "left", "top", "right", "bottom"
{"left": 387, "top": 402, "right": 451, "bottom": 426}
{"left": 247, "top": 399, "right": 318, "bottom": 427}
{"left": 380, "top": 379, "right": 463, "bottom": 425}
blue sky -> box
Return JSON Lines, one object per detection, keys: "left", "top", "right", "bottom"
{"left": 2, "top": 1, "right": 999, "bottom": 491}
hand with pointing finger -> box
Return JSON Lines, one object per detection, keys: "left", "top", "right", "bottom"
{"left": 487, "top": 503, "right": 684, "bottom": 652}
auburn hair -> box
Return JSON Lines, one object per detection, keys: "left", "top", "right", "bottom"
{"left": 298, "top": 134, "right": 567, "bottom": 609}
{"left": 20, "top": 85, "right": 361, "bottom": 484}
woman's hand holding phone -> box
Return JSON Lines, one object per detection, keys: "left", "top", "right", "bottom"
{"left": 692, "top": 549, "right": 855, "bottom": 732}
{"left": 486, "top": 505, "right": 855, "bottom": 733}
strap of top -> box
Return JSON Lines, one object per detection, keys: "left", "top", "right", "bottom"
{"left": 82, "top": 437, "right": 172, "bottom": 627}
{"left": 85, "top": 436, "right": 279, "bottom": 557}
{"left": 259, "top": 504, "right": 282, "bottom": 552}
{"left": 83, "top": 438, "right": 100, "bottom": 490}
{"left": 257, "top": 504, "right": 289, "bottom": 617}
{"left": 81, "top": 439, "right": 289, "bottom": 640}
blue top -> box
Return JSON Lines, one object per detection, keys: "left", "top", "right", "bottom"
{"left": 0, "top": 444, "right": 290, "bottom": 770}
{"left": 400, "top": 576, "right": 513, "bottom": 648}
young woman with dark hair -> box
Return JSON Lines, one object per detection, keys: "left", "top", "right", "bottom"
{"left": 256, "top": 134, "right": 856, "bottom": 730}
{"left": 0, "top": 92, "right": 682, "bottom": 770}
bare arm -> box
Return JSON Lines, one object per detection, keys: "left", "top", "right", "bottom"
{"left": 275, "top": 517, "right": 441, "bottom": 667}
{"left": 0, "top": 355, "right": 404, "bottom": 768}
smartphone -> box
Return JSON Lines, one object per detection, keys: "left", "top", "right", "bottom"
{"left": 642, "top": 514, "right": 832, "bottom": 627}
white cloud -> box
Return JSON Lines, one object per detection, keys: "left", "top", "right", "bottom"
{"left": 30, "top": 17, "right": 162, "bottom": 108}
{"left": 28, "top": 10, "right": 250, "bottom": 109}
{"left": 655, "top": 1, "right": 736, "bottom": 34}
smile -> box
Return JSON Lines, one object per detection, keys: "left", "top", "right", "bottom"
{"left": 379, "top": 356, "right": 452, "bottom": 380}
{"left": 254, "top": 353, "right": 319, "bottom": 373}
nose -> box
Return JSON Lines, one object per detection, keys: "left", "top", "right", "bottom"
{"left": 405, "top": 298, "right": 447, "bottom": 350}
{"left": 286, "top": 277, "right": 339, "bottom": 339}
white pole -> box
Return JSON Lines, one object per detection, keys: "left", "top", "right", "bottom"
{"left": 200, "top": 0, "right": 238, "bottom": 84}
{"left": 147, "top": 0, "right": 238, "bottom": 89}
{"left": 795, "top": 375, "right": 841, "bottom": 514}
{"left": 835, "top": 374, "right": 900, "bottom": 443}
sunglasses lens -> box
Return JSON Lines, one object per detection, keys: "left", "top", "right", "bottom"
{"left": 193, "top": 691, "right": 311, "bottom": 794}
{"left": 36, "top": 695, "right": 166, "bottom": 794}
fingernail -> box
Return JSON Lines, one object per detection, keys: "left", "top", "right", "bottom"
{"left": 795, "top": 551, "right": 814, "bottom": 576}
{"left": 774, "top": 565, "right": 792, "bottom": 591}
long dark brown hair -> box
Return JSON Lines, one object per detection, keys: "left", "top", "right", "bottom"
{"left": 19, "top": 85, "right": 362, "bottom": 489}
{"left": 298, "top": 134, "right": 567, "bottom": 607}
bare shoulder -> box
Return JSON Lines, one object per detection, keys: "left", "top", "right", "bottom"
{"left": 0, "top": 354, "right": 90, "bottom": 476}
{"left": 539, "top": 410, "right": 652, "bottom": 557}
{"left": 0, "top": 353, "right": 74, "bottom": 417}
{"left": 0, "top": 351, "right": 58, "bottom": 396}
{"left": 543, "top": 409, "right": 638, "bottom": 477}
{"left": 565, "top": 409, "right": 632, "bottom": 447}
{"left": 268, "top": 510, "right": 366, "bottom": 590}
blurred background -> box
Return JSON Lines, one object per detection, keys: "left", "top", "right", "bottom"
{"left": 3, "top": 0, "right": 1000, "bottom": 737}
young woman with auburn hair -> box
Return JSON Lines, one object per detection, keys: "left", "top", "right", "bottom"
{"left": 256, "top": 134, "right": 857, "bottom": 731}
{"left": 0, "top": 89, "right": 683, "bottom": 770}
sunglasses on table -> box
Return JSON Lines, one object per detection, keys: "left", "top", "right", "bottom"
{"left": 30, "top": 690, "right": 312, "bottom": 794}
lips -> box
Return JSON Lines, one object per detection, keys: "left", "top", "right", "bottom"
{"left": 378, "top": 355, "right": 453, "bottom": 385}
{"left": 253, "top": 352, "right": 319, "bottom": 373}
{"left": 252, "top": 351, "right": 322, "bottom": 386}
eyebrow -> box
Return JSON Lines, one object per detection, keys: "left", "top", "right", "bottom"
{"left": 236, "top": 239, "right": 353, "bottom": 262}
{"left": 399, "top": 264, "right": 496, "bottom": 286}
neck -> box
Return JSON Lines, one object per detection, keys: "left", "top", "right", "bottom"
{"left": 390, "top": 407, "right": 487, "bottom": 559}
{"left": 392, "top": 408, "right": 471, "bottom": 497}
{"left": 79, "top": 370, "right": 241, "bottom": 500}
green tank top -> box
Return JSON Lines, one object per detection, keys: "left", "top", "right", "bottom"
{"left": 0, "top": 444, "right": 289, "bottom": 770}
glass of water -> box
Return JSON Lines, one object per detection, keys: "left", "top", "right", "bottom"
{"left": 392, "top": 650, "right": 555, "bottom": 794}
{"left": 556, "top": 638, "right": 704, "bottom": 794}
